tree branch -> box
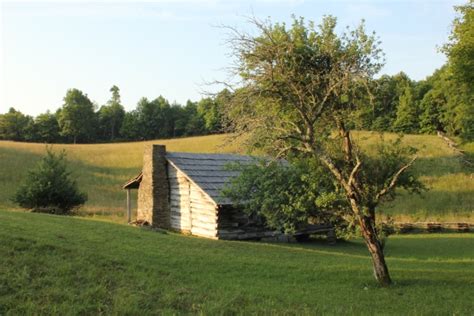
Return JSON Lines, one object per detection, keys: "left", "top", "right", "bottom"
{"left": 375, "top": 155, "right": 418, "bottom": 204}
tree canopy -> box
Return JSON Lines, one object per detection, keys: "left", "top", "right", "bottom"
{"left": 58, "top": 89, "right": 97, "bottom": 144}
{"left": 222, "top": 15, "right": 423, "bottom": 286}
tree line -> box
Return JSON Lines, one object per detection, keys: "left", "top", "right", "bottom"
{"left": 1, "top": 65, "right": 472, "bottom": 144}
{"left": 0, "top": 86, "right": 230, "bottom": 144}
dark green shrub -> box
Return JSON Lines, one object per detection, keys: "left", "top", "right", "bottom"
{"left": 14, "top": 147, "right": 87, "bottom": 214}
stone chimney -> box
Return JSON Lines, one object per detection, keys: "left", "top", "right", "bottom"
{"left": 137, "top": 145, "right": 170, "bottom": 228}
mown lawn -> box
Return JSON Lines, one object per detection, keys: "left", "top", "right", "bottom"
{"left": 0, "top": 132, "right": 472, "bottom": 222}
{"left": 0, "top": 210, "right": 473, "bottom": 315}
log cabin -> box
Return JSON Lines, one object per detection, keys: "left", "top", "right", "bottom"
{"left": 123, "top": 144, "right": 334, "bottom": 241}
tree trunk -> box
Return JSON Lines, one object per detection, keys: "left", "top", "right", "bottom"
{"left": 358, "top": 216, "right": 392, "bottom": 287}
{"left": 318, "top": 154, "right": 393, "bottom": 286}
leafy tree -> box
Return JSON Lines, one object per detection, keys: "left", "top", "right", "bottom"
{"left": 392, "top": 84, "right": 419, "bottom": 133}
{"left": 14, "top": 147, "right": 87, "bottom": 214}
{"left": 57, "top": 89, "right": 97, "bottom": 144}
{"left": 440, "top": 1, "right": 474, "bottom": 140}
{"left": 197, "top": 89, "right": 231, "bottom": 133}
{"left": 222, "top": 16, "right": 423, "bottom": 286}
{"left": 98, "top": 85, "right": 125, "bottom": 141}
{"left": 223, "top": 158, "right": 346, "bottom": 234}
{"left": 170, "top": 103, "right": 186, "bottom": 137}
{"left": 34, "top": 111, "right": 61, "bottom": 143}
{"left": 369, "top": 75, "right": 400, "bottom": 131}
{"left": 120, "top": 110, "right": 142, "bottom": 140}
{"left": 182, "top": 100, "right": 205, "bottom": 136}
{"left": 419, "top": 89, "right": 445, "bottom": 134}
{"left": 197, "top": 98, "right": 219, "bottom": 133}
{"left": 442, "top": 1, "right": 474, "bottom": 87}
{"left": 0, "top": 108, "right": 33, "bottom": 141}
{"left": 132, "top": 96, "right": 173, "bottom": 140}
{"left": 152, "top": 96, "right": 174, "bottom": 138}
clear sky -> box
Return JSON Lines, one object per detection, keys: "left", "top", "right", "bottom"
{"left": 0, "top": 0, "right": 464, "bottom": 116}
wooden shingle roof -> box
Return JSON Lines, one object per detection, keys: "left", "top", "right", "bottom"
{"left": 122, "top": 152, "right": 256, "bottom": 205}
{"left": 166, "top": 152, "right": 254, "bottom": 205}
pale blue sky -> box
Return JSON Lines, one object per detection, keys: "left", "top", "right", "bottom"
{"left": 0, "top": 0, "right": 463, "bottom": 115}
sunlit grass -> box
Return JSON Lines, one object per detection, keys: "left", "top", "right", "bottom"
{"left": 0, "top": 132, "right": 472, "bottom": 222}
{"left": 0, "top": 210, "right": 472, "bottom": 315}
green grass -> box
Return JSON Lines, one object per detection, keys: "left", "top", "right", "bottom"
{"left": 0, "top": 210, "right": 473, "bottom": 315}
{"left": 0, "top": 132, "right": 472, "bottom": 222}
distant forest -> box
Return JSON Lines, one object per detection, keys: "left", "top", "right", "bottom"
{"left": 0, "top": 87, "right": 231, "bottom": 144}
{"left": 1, "top": 65, "right": 471, "bottom": 144}
{"left": 1, "top": 3, "right": 473, "bottom": 143}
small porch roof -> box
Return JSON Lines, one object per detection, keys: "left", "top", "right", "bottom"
{"left": 122, "top": 172, "right": 142, "bottom": 189}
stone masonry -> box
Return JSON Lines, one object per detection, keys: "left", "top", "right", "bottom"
{"left": 137, "top": 145, "right": 170, "bottom": 228}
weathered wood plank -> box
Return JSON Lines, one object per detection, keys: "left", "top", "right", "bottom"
{"left": 190, "top": 203, "right": 216, "bottom": 213}
{"left": 190, "top": 213, "right": 216, "bottom": 224}
{"left": 169, "top": 184, "right": 190, "bottom": 192}
{"left": 170, "top": 201, "right": 190, "bottom": 209}
{"left": 191, "top": 220, "right": 218, "bottom": 230}
{"left": 191, "top": 226, "right": 217, "bottom": 238}
{"left": 170, "top": 196, "right": 189, "bottom": 204}
{"left": 190, "top": 199, "right": 216, "bottom": 210}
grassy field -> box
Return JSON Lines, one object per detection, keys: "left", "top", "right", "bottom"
{"left": 0, "top": 210, "right": 473, "bottom": 315}
{"left": 0, "top": 132, "right": 472, "bottom": 222}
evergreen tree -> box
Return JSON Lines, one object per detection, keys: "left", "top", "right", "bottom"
{"left": 14, "top": 148, "right": 87, "bottom": 214}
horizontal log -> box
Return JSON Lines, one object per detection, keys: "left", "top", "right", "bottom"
{"left": 217, "top": 230, "right": 278, "bottom": 240}
{"left": 191, "top": 213, "right": 216, "bottom": 224}
{"left": 191, "top": 221, "right": 218, "bottom": 230}
{"left": 170, "top": 216, "right": 191, "bottom": 225}
{"left": 190, "top": 208, "right": 216, "bottom": 218}
{"left": 191, "top": 205, "right": 216, "bottom": 214}
{"left": 171, "top": 223, "right": 191, "bottom": 231}
{"left": 170, "top": 210, "right": 190, "bottom": 218}
{"left": 170, "top": 202, "right": 190, "bottom": 210}
{"left": 170, "top": 222, "right": 191, "bottom": 230}
{"left": 169, "top": 181, "right": 188, "bottom": 187}
{"left": 167, "top": 166, "right": 185, "bottom": 176}
{"left": 170, "top": 205, "right": 186, "bottom": 213}
{"left": 169, "top": 185, "right": 189, "bottom": 193}
{"left": 170, "top": 196, "right": 189, "bottom": 204}
{"left": 190, "top": 190, "right": 210, "bottom": 199}
{"left": 190, "top": 200, "right": 216, "bottom": 210}
{"left": 191, "top": 226, "right": 217, "bottom": 238}
{"left": 218, "top": 222, "right": 239, "bottom": 229}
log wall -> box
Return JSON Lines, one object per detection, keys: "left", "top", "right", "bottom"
{"left": 167, "top": 165, "right": 218, "bottom": 238}
{"left": 216, "top": 206, "right": 276, "bottom": 240}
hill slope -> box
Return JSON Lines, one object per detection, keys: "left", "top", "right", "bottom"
{"left": 0, "top": 132, "right": 472, "bottom": 222}
{"left": 0, "top": 210, "right": 473, "bottom": 315}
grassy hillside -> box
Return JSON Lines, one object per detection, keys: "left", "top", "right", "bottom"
{"left": 0, "top": 132, "right": 472, "bottom": 222}
{"left": 0, "top": 210, "right": 473, "bottom": 314}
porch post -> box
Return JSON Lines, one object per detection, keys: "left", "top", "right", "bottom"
{"left": 126, "top": 188, "right": 131, "bottom": 223}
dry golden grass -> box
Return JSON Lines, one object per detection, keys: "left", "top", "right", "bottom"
{"left": 0, "top": 132, "right": 472, "bottom": 223}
